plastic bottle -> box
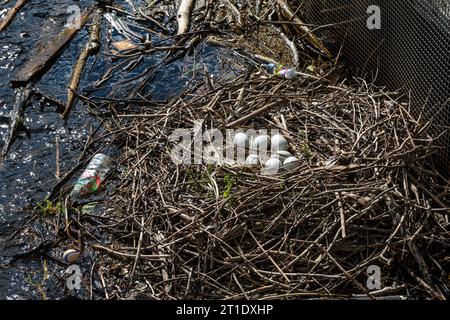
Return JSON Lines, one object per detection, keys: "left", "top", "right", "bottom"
{"left": 70, "top": 153, "right": 112, "bottom": 199}
{"left": 263, "top": 63, "right": 296, "bottom": 80}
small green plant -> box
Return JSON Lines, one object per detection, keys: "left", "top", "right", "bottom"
{"left": 26, "top": 260, "right": 49, "bottom": 300}
{"left": 185, "top": 167, "right": 195, "bottom": 182}
{"left": 300, "top": 142, "right": 313, "bottom": 158}
{"left": 222, "top": 174, "right": 236, "bottom": 199}
{"left": 35, "top": 199, "right": 63, "bottom": 216}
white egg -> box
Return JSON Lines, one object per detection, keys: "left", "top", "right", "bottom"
{"left": 263, "top": 158, "right": 282, "bottom": 175}
{"left": 252, "top": 135, "right": 270, "bottom": 150}
{"left": 283, "top": 156, "right": 300, "bottom": 170}
{"left": 265, "top": 158, "right": 282, "bottom": 169}
{"left": 246, "top": 154, "right": 260, "bottom": 165}
{"left": 63, "top": 249, "right": 81, "bottom": 264}
{"left": 271, "top": 150, "right": 292, "bottom": 162}
{"left": 233, "top": 132, "right": 249, "bottom": 148}
{"left": 271, "top": 134, "right": 289, "bottom": 152}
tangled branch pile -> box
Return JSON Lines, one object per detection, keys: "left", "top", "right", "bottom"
{"left": 92, "top": 68, "right": 449, "bottom": 299}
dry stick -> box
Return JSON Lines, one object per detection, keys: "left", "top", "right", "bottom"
{"left": 177, "top": 0, "right": 197, "bottom": 35}
{"left": 335, "top": 192, "right": 346, "bottom": 238}
{"left": 232, "top": 272, "right": 249, "bottom": 299}
{"left": 206, "top": 36, "right": 279, "bottom": 65}
{"left": 0, "top": 0, "right": 28, "bottom": 33}
{"left": 91, "top": 244, "right": 169, "bottom": 260}
{"left": 62, "top": 10, "right": 102, "bottom": 119}
{"left": 32, "top": 88, "right": 66, "bottom": 113}
{"left": 314, "top": 243, "right": 375, "bottom": 299}
{"left": 138, "top": 7, "right": 167, "bottom": 32}
{"left": 272, "top": 24, "right": 299, "bottom": 65}
{"left": 275, "top": 0, "right": 332, "bottom": 58}
{"left": 98, "top": 265, "right": 110, "bottom": 299}
{"left": 129, "top": 216, "right": 145, "bottom": 282}
{"left": 405, "top": 267, "right": 446, "bottom": 300}
{"left": 226, "top": 100, "right": 280, "bottom": 127}
{"left": 407, "top": 241, "right": 434, "bottom": 288}
{"left": 248, "top": 230, "right": 291, "bottom": 283}
{"left": 155, "top": 232, "right": 172, "bottom": 296}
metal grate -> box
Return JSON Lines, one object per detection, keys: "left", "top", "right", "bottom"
{"left": 302, "top": 0, "right": 450, "bottom": 171}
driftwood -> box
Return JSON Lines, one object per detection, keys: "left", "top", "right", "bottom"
{"left": 0, "top": 86, "right": 32, "bottom": 164}
{"left": 62, "top": 9, "right": 102, "bottom": 120}
{"left": 0, "top": 0, "right": 28, "bottom": 33}
{"left": 177, "top": 0, "right": 196, "bottom": 35}
{"left": 10, "top": 7, "right": 93, "bottom": 87}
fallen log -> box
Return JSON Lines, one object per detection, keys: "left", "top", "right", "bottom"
{"left": 62, "top": 9, "right": 102, "bottom": 120}
{"left": 10, "top": 7, "right": 93, "bottom": 87}
{"left": 0, "top": 0, "right": 29, "bottom": 33}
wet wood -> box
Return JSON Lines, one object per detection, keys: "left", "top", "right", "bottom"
{"left": 0, "top": 0, "right": 29, "bottom": 33}
{"left": 10, "top": 7, "right": 93, "bottom": 87}
{"left": 62, "top": 9, "right": 102, "bottom": 120}
{"left": 0, "top": 86, "right": 32, "bottom": 164}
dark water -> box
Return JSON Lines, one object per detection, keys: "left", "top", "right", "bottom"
{"left": 0, "top": 0, "right": 99, "bottom": 299}
{"left": 0, "top": 0, "right": 235, "bottom": 299}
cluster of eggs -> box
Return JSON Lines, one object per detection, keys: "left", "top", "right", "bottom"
{"left": 233, "top": 132, "right": 300, "bottom": 172}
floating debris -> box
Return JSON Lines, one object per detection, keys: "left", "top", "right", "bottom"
{"left": 62, "top": 249, "right": 81, "bottom": 264}
{"left": 263, "top": 63, "right": 296, "bottom": 80}
{"left": 111, "top": 39, "right": 138, "bottom": 52}
{"left": 70, "top": 153, "right": 111, "bottom": 200}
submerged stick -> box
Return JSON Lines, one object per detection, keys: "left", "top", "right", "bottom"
{"left": 0, "top": 85, "right": 32, "bottom": 164}
{"left": 62, "top": 9, "right": 102, "bottom": 120}
{"left": 0, "top": 0, "right": 28, "bottom": 33}
{"left": 177, "top": 0, "right": 196, "bottom": 35}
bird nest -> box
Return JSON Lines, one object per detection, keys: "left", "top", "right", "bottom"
{"left": 89, "top": 66, "right": 449, "bottom": 299}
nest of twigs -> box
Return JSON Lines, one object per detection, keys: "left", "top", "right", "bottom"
{"left": 89, "top": 66, "right": 450, "bottom": 300}
{"left": 15, "top": 0, "right": 447, "bottom": 300}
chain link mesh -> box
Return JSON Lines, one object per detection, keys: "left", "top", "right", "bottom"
{"left": 302, "top": 0, "right": 450, "bottom": 171}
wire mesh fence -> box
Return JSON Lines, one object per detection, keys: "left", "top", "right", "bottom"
{"left": 302, "top": 0, "right": 450, "bottom": 172}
